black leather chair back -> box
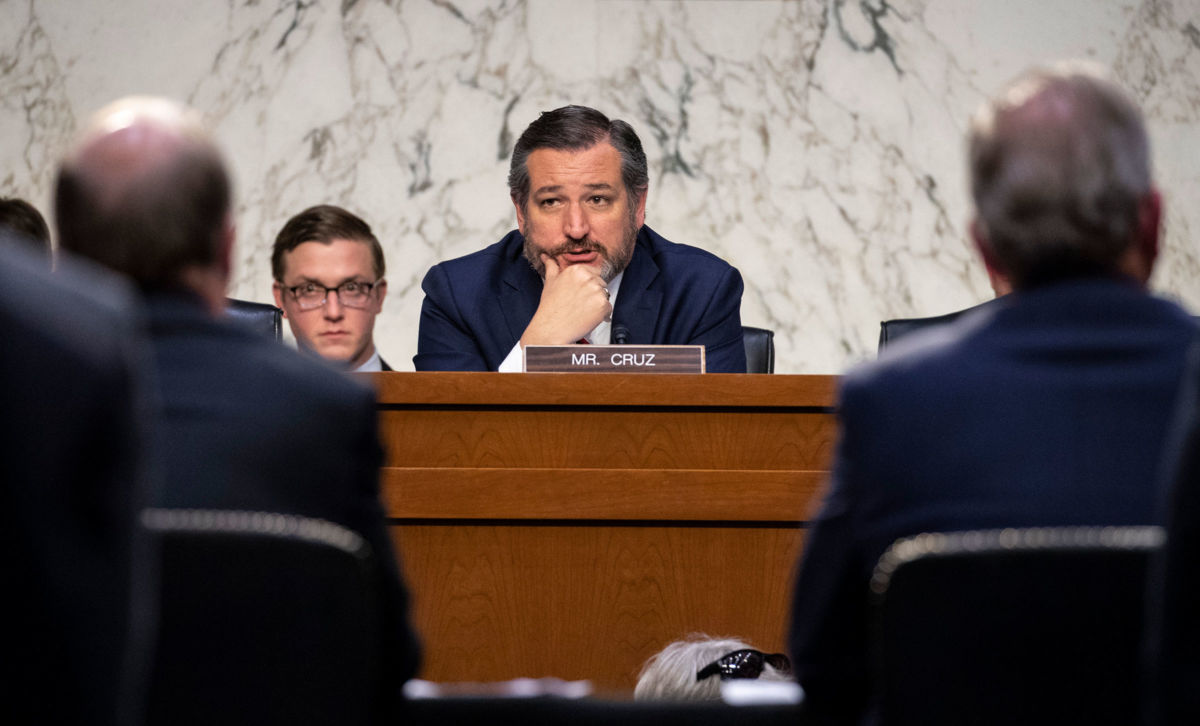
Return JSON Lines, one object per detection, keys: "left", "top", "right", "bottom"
{"left": 225, "top": 298, "right": 283, "bottom": 341}
{"left": 871, "top": 526, "right": 1161, "bottom": 726}
{"left": 143, "top": 509, "right": 384, "bottom": 726}
{"left": 742, "top": 326, "right": 775, "bottom": 374}
{"left": 878, "top": 310, "right": 967, "bottom": 351}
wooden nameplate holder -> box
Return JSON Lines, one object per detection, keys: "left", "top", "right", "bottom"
{"left": 524, "top": 345, "right": 706, "bottom": 373}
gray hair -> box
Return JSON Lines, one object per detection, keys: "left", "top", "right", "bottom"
{"left": 633, "top": 634, "right": 791, "bottom": 702}
{"left": 968, "top": 62, "right": 1152, "bottom": 288}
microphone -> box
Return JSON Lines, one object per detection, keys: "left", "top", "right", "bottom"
{"left": 612, "top": 324, "right": 630, "bottom": 345}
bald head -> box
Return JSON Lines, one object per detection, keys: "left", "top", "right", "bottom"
{"left": 55, "top": 96, "right": 232, "bottom": 295}
{"left": 968, "top": 64, "right": 1157, "bottom": 289}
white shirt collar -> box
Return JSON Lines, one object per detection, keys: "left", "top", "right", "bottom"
{"left": 354, "top": 348, "right": 383, "bottom": 372}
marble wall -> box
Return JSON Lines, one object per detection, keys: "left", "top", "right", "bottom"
{"left": 3, "top": 0, "right": 1198, "bottom": 373}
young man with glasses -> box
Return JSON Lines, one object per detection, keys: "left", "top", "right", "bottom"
{"left": 272, "top": 204, "right": 391, "bottom": 371}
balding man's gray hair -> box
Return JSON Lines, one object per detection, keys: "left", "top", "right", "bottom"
{"left": 55, "top": 97, "right": 231, "bottom": 290}
{"left": 968, "top": 63, "right": 1152, "bottom": 288}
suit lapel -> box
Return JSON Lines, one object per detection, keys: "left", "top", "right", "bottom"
{"left": 500, "top": 247, "right": 542, "bottom": 344}
{"left": 613, "top": 231, "right": 661, "bottom": 344}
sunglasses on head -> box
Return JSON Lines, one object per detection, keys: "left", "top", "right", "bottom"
{"left": 695, "top": 648, "right": 792, "bottom": 682}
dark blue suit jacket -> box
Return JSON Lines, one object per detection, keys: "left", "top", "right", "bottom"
{"left": 4, "top": 239, "right": 154, "bottom": 726}
{"left": 145, "top": 292, "right": 419, "bottom": 704}
{"left": 788, "top": 277, "right": 1197, "bottom": 723}
{"left": 1146, "top": 335, "right": 1200, "bottom": 726}
{"left": 414, "top": 226, "right": 746, "bottom": 372}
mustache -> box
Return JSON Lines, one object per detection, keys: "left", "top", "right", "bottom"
{"left": 543, "top": 238, "right": 609, "bottom": 259}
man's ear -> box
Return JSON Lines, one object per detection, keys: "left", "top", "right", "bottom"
{"left": 970, "top": 218, "right": 1007, "bottom": 287}
{"left": 272, "top": 282, "right": 288, "bottom": 319}
{"left": 1136, "top": 188, "right": 1162, "bottom": 271}
{"left": 373, "top": 278, "right": 388, "bottom": 314}
{"left": 633, "top": 188, "right": 648, "bottom": 229}
{"left": 217, "top": 216, "right": 235, "bottom": 281}
{"left": 513, "top": 194, "right": 527, "bottom": 236}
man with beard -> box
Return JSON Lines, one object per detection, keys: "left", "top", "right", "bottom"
{"left": 414, "top": 105, "right": 746, "bottom": 372}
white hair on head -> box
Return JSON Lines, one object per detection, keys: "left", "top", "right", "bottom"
{"left": 633, "top": 634, "right": 792, "bottom": 702}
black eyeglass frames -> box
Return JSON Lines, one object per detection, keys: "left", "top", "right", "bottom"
{"left": 280, "top": 280, "right": 380, "bottom": 310}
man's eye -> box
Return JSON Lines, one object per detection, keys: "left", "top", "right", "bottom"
{"left": 342, "top": 282, "right": 362, "bottom": 294}
{"left": 539, "top": 198, "right": 561, "bottom": 208}
{"left": 300, "top": 283, "right": 321, "bottom": 294}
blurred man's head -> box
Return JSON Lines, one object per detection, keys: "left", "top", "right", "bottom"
{"left": 271, "top": 205, "right": 387, "bottom": 369}
{"left": 968, "top": 63, "right": 1158, "bottom": 291}
{"left": 55, "top": 97, "right": 233, "bottom": 312}
{"left": 0, "top": 197, "right": 52, "bottom": 257}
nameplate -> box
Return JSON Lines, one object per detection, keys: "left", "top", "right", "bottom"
{"left": 524, "top": 345, "right": 706, "bottom": 373}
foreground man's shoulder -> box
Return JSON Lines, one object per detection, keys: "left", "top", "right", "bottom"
{"left": 640, "top": 226, "right": 738, "bottom": 272}
{"left": 431, "top": 230, "right": 524, "bottom": 272}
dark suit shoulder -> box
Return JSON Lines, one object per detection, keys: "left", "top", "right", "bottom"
{"left": 851, "top": 280, "right": 1196, "bottom": 394}
{"left": 427, "top": 230, "right": 523, "bottom": 277}
{"left": 147, "top": 294, "right": 374, "bottom": 414}
{"left": 638, "top": 225, "right": 737, "bottom": 276}
{"left": 1, "top": 244, "right": 142, "bottom": 368}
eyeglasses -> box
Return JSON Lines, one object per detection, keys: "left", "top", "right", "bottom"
{"left": 282, "top": 280, "right": 380, "bottom": 310}
{"left": 695, "top": 649, "right": 792, "bottom": 682}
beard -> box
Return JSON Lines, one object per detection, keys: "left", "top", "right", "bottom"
{"left": 523, "top": 212, "right": 639, "bottom": 283}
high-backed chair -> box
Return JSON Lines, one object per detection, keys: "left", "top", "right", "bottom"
{"left": 742, "top": 326, "right": 775, "bottom": 373}
{"left": 877, "top": 309, "right": 967, "bottom": 350}
{"left": 870, "top": 526, "right": 1162, "bottom": 726}
{"left": 877, "top": 298, "right": 1009, "bottom": 352}
{"left": 224, "top": 298, "right": 283, "bottom": 341}
{"left": 143, "top": 509, "right": 386, "bottom": 726}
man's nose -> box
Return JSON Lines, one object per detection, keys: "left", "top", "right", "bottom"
{"left": 323, "top": 290, "right": 345, "bottom": 319}
{"left": 563, "top": 202, "right": 589, "bottom": 240}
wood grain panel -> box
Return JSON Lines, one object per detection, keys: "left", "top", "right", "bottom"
{"left": 378, "top": 409, "right": 837, "bottom": 470}
{"left": 368, "top": 371, "right": 838, "bottom": 408}
{"left": 381, "top": 468, "right": 825, "bottom": 521}
{"left": 373, "top": 373, "right": 837, "bottom": 693}
{"left": 392, "top": 523, "right": 808, "bottom": 690}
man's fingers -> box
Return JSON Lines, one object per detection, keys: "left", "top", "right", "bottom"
{"left": 540, "top": 253, "right": 560, "bottom": 280}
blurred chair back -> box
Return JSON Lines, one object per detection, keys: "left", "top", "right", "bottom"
{"left": 143, "top": 509, "right": 385, "bottom": 726}
{"left": 225, "top": 298, "right": 283, "bottom": 341}
{"left": 871, "top": 526, "right": 1162, "bottom": 726}
{"left": 878, "top": 310, "right": 965, "bottom": 351}
{"left": 1146, "top": 354, "right": 1200, "bottom": 726}
{"left": 742, "top": 326, "right": 775, "bottom": 374}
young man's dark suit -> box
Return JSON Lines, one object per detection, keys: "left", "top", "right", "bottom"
{"left": 144, "top": 291, "right": 419, "bottom": 695}
{"left": 3, "top": 238, "right": 154, "bottom": 726}
{"left": 789, "top": 276, "right": 1197, "bottom": 723}
{"left": 414, "top": 225, "right": 747, "bottom": 372}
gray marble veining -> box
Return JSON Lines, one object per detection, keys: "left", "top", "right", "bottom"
{"left": 3, "top": 0, "right": 1197, "bottom": 372}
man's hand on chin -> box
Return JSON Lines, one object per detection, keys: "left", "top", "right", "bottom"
{"left": 519, "top": 253, "right": 612, "bottom": 347}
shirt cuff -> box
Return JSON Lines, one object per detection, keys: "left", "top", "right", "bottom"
{"left": 498, "top": 342, "right": 523, "bottom": 373}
